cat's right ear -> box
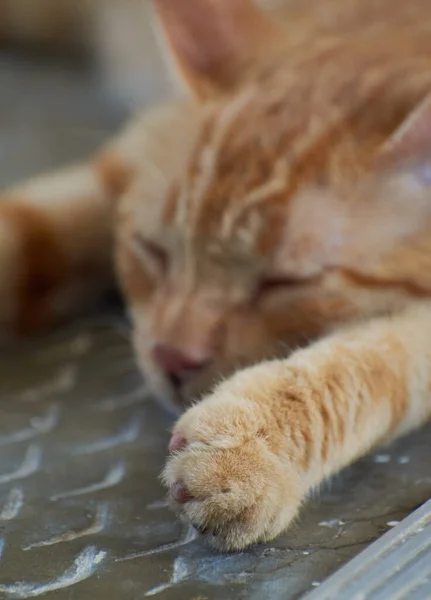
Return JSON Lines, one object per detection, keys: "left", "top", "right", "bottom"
{"left": 151, "top": 0, "right": 280, "bottom": 98}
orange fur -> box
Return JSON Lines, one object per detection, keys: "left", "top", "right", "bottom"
{"left": 2, "top": 0, "right": 431, "bottom": 550}
{"left": 0, "top": 200, "right": 67, "bottom": 334}
{"left": 95, "top": 153, "right": 133, "bottom": 200}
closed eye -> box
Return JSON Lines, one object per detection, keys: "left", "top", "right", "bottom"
{"left": 256, "top": 275, "right": 305, "bottom": 298}
{"left": 133, "top": 235, "right": 168, "bottom": 274}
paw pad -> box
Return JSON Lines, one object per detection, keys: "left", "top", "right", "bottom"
{"left": 171, "top": 481, "right": 194, "bottom": 504}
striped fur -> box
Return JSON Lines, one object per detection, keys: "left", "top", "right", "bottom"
{"left": 3, "top": 0, "right": 431, "bottom": 550}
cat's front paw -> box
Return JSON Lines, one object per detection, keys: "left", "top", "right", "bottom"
{"left": 162, "top": 382, "right": 303, "bottom": 551}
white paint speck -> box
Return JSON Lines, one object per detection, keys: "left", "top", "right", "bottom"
{"left": 94, "top": 551, "right": 106, "bottom": 565}
{"left": 319, "top": 519, "right": 340, "bottom": 528}
{"left": 0, "top": 488, "right": 24, "bottom": 520}
{"left": 302, "top": 551, "right": 310, "bottom": 556}
{"left": 374, "top": 454, "right": 390, "bottom": 463}
{"left": 387, "top": 521, "right": 400, "bottom": 527}
{"left": 312, "top": 581, "right": 321, "bottom": 587}
{"left": 144, "top": 583, "right": 171, "bottom": 597}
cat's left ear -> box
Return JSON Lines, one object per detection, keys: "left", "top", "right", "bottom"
{"left": 151, "top": 0, "right": 280, "bottom": 98}
{"left": 375, "top": 91, "right": 431, "bottom": 175}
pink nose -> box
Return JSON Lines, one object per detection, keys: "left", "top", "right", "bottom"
{"left": 151, "top": 344, "right": 209, "bottom": 384}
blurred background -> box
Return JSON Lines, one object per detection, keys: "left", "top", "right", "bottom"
{"left": 0, "top": 0, "right": 285, "bottom": 188}
{"left": 0, "top": 0, "right": 174, "bottom": 188}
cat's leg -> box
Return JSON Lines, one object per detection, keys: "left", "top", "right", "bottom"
{"left": 0, "top": 115, "right": 141, "bottom": 338}
{"left": 164, "top": 303, "right": 431, "bottom": 551}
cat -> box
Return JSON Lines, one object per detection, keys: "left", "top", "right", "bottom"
{"left": 2, "top": 0, "right": 431, "bottom": 552}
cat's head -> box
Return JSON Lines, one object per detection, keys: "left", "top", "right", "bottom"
{"left": 115, "top": 0, "right": 431, "bottom": 413}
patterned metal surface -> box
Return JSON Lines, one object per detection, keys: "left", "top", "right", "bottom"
{"left": 0, "top": 319, "right": 429, "bottom": 599}
{"left": 304, "top": 498, "right": 431, "bottom": 600}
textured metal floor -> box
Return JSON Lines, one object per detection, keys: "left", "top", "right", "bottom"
{"left": 304, "top": 498, "right": 431, "bottom": 600}
{"left": 0, "top": 51, "right": 430, "bottom": 599}
{"left": 0, "top": 319, "right": 429, "bottom": 599}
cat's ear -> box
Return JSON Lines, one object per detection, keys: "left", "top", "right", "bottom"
{"left": 151, "top": 0, "right": 279, "bottom": 98}
{"left": 375, "top": 92, "right": 431, "bottom": 175}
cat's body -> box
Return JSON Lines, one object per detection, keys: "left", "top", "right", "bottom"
{"left": 2, "top": 0, "right": 431, "bottom": 550}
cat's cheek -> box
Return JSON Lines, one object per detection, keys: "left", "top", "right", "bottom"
{"left": 258, "top": 292, "right": 330, "bottom": 348}
{"left": 115, "top": 240, "right": 156, "bottom": 303}
{"left": 223, "top": 310, "right": 271, "bottom": 361}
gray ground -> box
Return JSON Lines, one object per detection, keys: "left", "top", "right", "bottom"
{"left": 0, "top": 53, "right": 430, "bottom": 600}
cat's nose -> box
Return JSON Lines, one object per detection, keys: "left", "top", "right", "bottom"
{"left": 151, "top": 344, "right": 209, "bottom": 386}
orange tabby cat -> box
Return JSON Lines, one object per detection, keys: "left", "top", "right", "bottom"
{"left": 2, "top": 0, "right": 431, "bottom": 551}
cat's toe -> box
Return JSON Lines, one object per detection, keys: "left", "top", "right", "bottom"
{"left": 163, "top": 391, "right": 303, "bottom": 551}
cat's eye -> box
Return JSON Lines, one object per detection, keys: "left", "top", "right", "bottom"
{"left": 133, "top": 235, "right": 169, "bottom": 274}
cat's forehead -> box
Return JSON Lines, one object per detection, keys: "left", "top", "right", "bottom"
{"left": 163, "top": 59, "right": 365, "bottom": 245}
{"left": 131, "top": 59, "right": 377, "bottom": 254}
{"left": 163, "top": 84, "right": 302, "bottom": 253}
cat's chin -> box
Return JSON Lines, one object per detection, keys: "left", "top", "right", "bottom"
{"left": 135, "top": 345, "right": 243, "bottom": 415}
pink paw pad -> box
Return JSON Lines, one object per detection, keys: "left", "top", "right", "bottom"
{"left": 169, "top": 433, "right": 188, "bottom": 454}
{"left": 171, "top": 481, "right": 194, "bottom": 504}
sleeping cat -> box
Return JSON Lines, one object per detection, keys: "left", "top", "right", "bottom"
{"left": 2, "top": 0, "right": 431, "bottom": 551}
